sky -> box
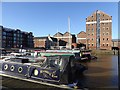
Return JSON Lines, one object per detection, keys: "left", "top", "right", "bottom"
{"left": 1, "top": 2, "right": 118, "bottom": 39}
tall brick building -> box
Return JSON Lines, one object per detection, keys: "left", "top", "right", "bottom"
{"left": 86, "top": 10, "right": 112, "bottom": 50}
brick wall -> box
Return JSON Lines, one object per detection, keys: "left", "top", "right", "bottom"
{"left": 34, "top": 38, "right": 46, "bottom": 48}
{"left": 86, "top": 10, "right": 112, "bottom": 50}
{"left": 77, "top": 31, "right": 86, "bottom": 45}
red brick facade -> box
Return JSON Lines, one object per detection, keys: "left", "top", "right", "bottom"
{"left": 86, "top": 10, "right": 112, "bottom": 50}
{"left": 34, "top": 36, "right": 57, "bottom": 49}
{"left": 53, "top": 32, "right": 76, "bottom": 48}
{"left": 77, "top": 31, "right": 86, "bottom": 45}
{"left": 34, "top": 10, "right": 113, "bottom": 50}
{"left": 34, "top": 38, "right": 46, "bottom": 48}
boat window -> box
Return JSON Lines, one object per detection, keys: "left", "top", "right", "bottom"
{"left": 40, "top": 56, "right": 67, "bottom": 71}
{"left": 45, "top": 56, "right": 61, "bottom": 69}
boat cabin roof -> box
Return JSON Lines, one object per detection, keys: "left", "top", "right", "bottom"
{"left": 37, "top": 52, "right": 74, "bottom": 57}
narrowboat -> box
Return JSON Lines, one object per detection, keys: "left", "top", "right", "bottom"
{"left": 46, "top": 49, "right": 92, "bottom": 61}
{"left": 1, "top": 52, "right": 88, "bottom": 88}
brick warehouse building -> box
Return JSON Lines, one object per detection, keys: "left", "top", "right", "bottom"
{"left": 34, "top": 35, "right": 57, "bottom": 49}
{"left": 53, "top": 32, "right": 76, "bottom": 48}
{"left": 0, "top": 26, "right": 34, "bottom": 50}
{"left": 77, "top": 31, "right": 86, "bottom": 45}
{"left": 86, "top": 10, "right": 112, "bottom": 50}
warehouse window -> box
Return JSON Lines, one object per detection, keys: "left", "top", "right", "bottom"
{"left": 106, "top": 27, "right": 109, "bottom": 30}
{"left": 106, "top": 32, "right": 109, "bottom": 35}
{"left": 88, "top": 44, "right": 90, "bottom": 46}
{"left": 92, "top": 44, "right": 94, "bottom": 46}
{"left": 103, "top": 27, "right": 105, "bottom": 30}
{"left": 103, "top": 44, "right": 104, "bottom": 46}
{"left": 92, "top": 28, "right": 94, "bottom": 32}
{"left": 107, "top": 44, "right": 109, "bottom": 46}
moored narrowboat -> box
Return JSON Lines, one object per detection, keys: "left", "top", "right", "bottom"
{"left": 1, "top": 52, "right": 88, "bottom": 88}
{"left": 46, "top": 49, "right": 92, "bottom": 61}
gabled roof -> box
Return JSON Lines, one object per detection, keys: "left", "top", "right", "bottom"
{"left": 63, "top": 31, "right": 72, "bottom": 36}
{"left": 86, "top": 10, "right": 112, "bottom": 19}
{"left": 77, "top": 31, "right": 86, "bottom": 35}
{"left": 54, "top": 32, "right": 63, "bottom": 37}
{"left": 96, "top": 10, "right": 112, "bottom": 17}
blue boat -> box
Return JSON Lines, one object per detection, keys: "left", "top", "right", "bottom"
{"left": 1, "top": 52, "right": 88, "bottom": 88}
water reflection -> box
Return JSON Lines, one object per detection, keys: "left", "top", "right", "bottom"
{"left": 79, "top": 55, "right": 118, "bottom": 89}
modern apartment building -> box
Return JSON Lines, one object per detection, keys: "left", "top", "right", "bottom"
{"left": 0, "top": 26, "right": 34, "bottom": 50}
{"left": 86, "top": 10, "right": 112, "bottom": 50}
